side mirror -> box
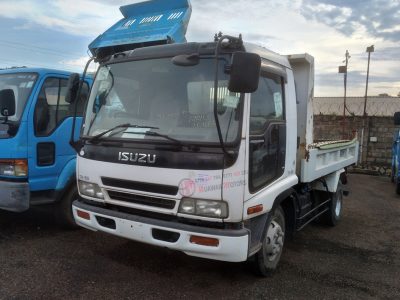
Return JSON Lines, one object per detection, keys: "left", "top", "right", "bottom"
{"left": 394, "top": 112, "right": 400, "bottom": 125}
{"left": 65, "top": 73, "right": 80, "bottom": 104}
{"left": 0, "top": 89, "right": 16, "bottom": 117}
{"left": 228, "top": 52, "right": 261, "bottom": 93}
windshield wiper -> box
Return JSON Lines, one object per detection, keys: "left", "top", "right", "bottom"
{"left": 87, "top": 123, "right": 159, "bottom": 143}
{"left": 122, "top": 130, "right": 183, "bottom": 146}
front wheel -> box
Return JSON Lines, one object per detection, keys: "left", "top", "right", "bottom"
{"left": 55, "top": 184, "right": 79, "bottom": 229}
{"left": 251, "top": 206, "right": 285, "bottom": 276}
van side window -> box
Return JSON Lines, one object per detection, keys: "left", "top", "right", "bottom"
{"left": 34, "top": 78, "right": 89, "bottom": 136}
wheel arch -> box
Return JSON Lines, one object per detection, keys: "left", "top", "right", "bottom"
{"left": 312, "top": 169, "right": 345, "bottom": 193}
{"left": 54, "top": 158, "right": 77, "bottom": 203}
{"left": 271, "top": 188, "right": 297, "bottom": 237}
{"left": 246, "top": 188, "right": 297, "bottom": 257}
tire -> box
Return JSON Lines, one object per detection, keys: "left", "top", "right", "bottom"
{"left": 396, "top": 180, "right": 400, "bottom": 195}
{"left": 251, "top": 206, "right": 285, "bottom": 276}
{"left": 55, "top": 184, "right": 79, "bottom": 229}
{"left": 322, "top": 182, "right": 343, "bottom": 226}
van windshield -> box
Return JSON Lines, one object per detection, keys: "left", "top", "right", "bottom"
{"left": 83, "top": 57, "right": 242, "bottom": 145}
{"left": 0, "top": 73, "right": 38, "bottom": 122}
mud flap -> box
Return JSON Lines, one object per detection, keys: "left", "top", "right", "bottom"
{"left": 0, "top": 182, "right": 30, "bottom": 212}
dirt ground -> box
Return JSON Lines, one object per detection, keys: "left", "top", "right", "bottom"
{"left": 0, "top": 174, "right": 399, "bottom": 299}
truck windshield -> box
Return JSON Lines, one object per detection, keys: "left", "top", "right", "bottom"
{"left": 83, "top": 57, "right": 242, "bottom": 145}
{"left": 0, "top": 73, "right": 38, "bottom": 122}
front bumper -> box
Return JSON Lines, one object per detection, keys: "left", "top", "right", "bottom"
{"left": 73, "top": 200, "right": 249, "bottom": 262}
{"left": 0, "top": 180, "right": 30, "bottom": 212}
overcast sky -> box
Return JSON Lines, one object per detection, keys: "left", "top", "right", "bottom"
{"left": 0, "top": 0, "right": 399, "bottom": 96}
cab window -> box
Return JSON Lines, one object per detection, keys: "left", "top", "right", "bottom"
{"left": 34, "top": 77, "right": 88, "bottom": 136}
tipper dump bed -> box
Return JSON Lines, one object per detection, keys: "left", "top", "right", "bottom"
{"left": 287, "top": 54, "right": 359, "bottom": 183}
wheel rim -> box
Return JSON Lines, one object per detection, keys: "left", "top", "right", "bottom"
{"left": 335, "top": 192, "right": 342, "bottom": 217}
{"left": 265, "top": 220, "right": 284, "bottom": 262}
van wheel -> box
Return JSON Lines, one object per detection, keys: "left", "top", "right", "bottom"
{"left": 55, "top": 184, "right": 79, "bottom": 229}
{"left": 251, "top": 206, "right": 285, "bottom": 276}
{"left": 322, "top": 183, "right": 343, "bottom": 226}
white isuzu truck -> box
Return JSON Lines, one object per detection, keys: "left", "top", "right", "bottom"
{"left": 71, "top": 0, "right": 358, "bottom": 275}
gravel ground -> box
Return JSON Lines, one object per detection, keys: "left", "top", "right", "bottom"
{"left": 0, "top": 174, "right": 399, "bottom": 299}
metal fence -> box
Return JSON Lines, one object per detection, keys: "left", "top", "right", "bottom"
{"left": 314, "top": 96, "right": 400, "bottom": 117}
{"left": 313, "top": 97, "right": 399, "bottom": 176}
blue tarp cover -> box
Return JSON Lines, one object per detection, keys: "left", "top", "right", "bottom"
{"left": 89, "top": 0, "right": 191, "bottom": 56}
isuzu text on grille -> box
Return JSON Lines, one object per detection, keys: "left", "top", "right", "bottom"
{"left": 118, "top": 152, "right": 157, "bottom": 164}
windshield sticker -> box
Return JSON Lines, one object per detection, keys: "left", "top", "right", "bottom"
{"left": 223, "top": 95, "right": 239, "bottom": 108}
{"left": 97, "top": 67, "right": 110, "bottom": 81}
{"left": 122, "top": 128, "right": 149, "bottom": 139}
{"left": 274, "top": 92, "right": 283, "bottom": 117}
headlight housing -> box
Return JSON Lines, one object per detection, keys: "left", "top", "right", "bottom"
{"left": 78, "top": 180, "right": 104, "bottom": 199}
{"left": 178, "top": 198, "right": 228, "bottom": 219}
{"left": 0, "top": 159, "right": 28, "bottom": 177}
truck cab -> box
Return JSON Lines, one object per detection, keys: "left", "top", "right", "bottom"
{"left": 72, "top": 0, "right": 358, "bottom": 275}
{"left": 0, "top": 68, "right": 91, "bottom": 226}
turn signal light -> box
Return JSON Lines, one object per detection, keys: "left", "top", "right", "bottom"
{"left": 0, "top": 159, "right": 28, "bottom": 177}
{"left": 77, "top": 210, "right": 91, "bottom": 220}
{"left": 247, "top": 204, "right": 263, "bottom": 215}
{"left": 190, "top": 235, "right": 219, "bottom": 247}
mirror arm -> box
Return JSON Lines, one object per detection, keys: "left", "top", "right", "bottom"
{"left": 69, "top": 57, "right": 95, "bottom": 153}
{"left": 214, "top": 35, "right": 241, "bottom": 159}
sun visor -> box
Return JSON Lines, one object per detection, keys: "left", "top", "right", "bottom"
{"left": 89, "top": 0, "right": 192, "bottom": 59}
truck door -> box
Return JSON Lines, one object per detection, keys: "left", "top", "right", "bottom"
{"left": 27, "top": 75, "right": 88, "bottom": 192}
{"left": 248, "top": 72, "right": 286, "bottom": 193}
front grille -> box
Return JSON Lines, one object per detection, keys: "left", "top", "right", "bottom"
{"left": 102, "top": 177, "right": 178, "bottom": 196}
{"left": 107, "top": 190, "right": 176, "bottom": 209}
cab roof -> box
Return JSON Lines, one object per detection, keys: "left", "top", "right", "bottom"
{"left": 102, "top": 40, "right": 291, "bottom": 69}
{"left": 0, "top": 67, "right": 73, "bottom": 76}
{"left": 0, "top": 68, "right": 93, "bottom": 80}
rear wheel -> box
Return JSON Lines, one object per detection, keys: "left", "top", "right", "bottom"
{"left": 55, "top": 184, "right": 79, "bottom": 229}
{"left": 251, "top": 206, "right": 285, "bottom": 276}
{"left": 322, "top": 182, "right": 343, "bottom": 226}
{"left": 396, "top": 180, "right": 400, "bottom": 195}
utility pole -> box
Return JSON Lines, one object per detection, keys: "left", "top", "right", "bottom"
{"left": 339, "top": 50, "right": 350, "bottom": 138}
{"left": 363, "top": 45, "right": 374, "bottom": 116}
{"left": 361, "top": 45, "right": 374, "bottom": 166}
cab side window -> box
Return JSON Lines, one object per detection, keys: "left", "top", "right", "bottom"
{"left": 34, "top": 77, "right": 89, "bottom": 136}
{"left": 250, "top": 74, "right": 284, "bottom": 134}
{"left": 249, "top": 73, "right": 286, "bottom": 192}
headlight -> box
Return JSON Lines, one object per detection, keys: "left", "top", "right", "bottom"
{"left": 78, "top": 180, "right": 104, "bottom": 199}
{"left": 178, "top": 198, "right": 228, "bottom": 219}
{"left": 0, "top": 159, "right": 28, "bottom": 177}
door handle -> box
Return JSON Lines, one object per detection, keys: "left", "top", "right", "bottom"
{"left": 250, "top": 139, "right": 265, "bottom": 145}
